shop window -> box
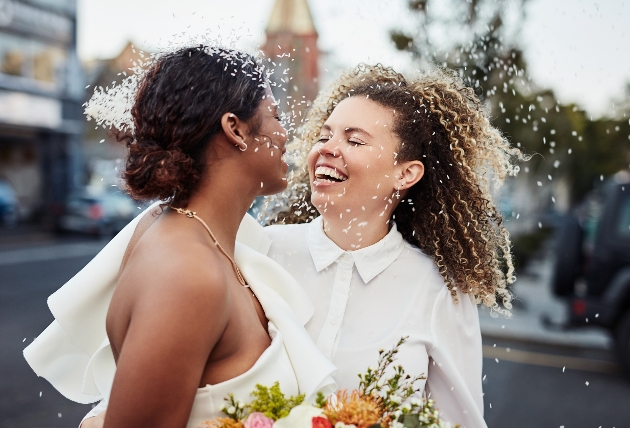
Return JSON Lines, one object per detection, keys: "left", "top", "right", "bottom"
{"left": 2, "top": 50, "right": 24, "bottom": 76}
{"left": 0, "top": 33, "right": 67, "bottom": 90}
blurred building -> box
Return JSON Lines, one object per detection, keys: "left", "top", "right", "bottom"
{"left": 262, "top": 0, "right": 319, "bottom": 120}
{"left": 82, "top": 42, "right": 141, "bottom": 193}
{"left": 0, "top": 0, "right": 84, "bottom": 221}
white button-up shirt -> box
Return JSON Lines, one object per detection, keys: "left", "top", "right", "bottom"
{"left": 265, "top": 216, "right": 486, "bottom": 428}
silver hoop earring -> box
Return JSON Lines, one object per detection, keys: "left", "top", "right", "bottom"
{"left": 239, "top": 139, "right": 247, "bottom": 151}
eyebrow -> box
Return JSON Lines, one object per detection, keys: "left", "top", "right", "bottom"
{"left": 321, "top": 124, "right": 373, "bottom": 138}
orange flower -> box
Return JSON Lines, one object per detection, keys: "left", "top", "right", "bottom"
{"left": 202, "top": 417, "right": 245, "bottom": 428}
{"left": 323, "top": 390, "right": 383, "bottom": 428}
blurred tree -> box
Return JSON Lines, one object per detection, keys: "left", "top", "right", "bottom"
{"left": 391, "top": 0, "right": 630, "bottom": 205}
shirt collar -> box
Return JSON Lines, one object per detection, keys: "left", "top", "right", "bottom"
{"left": 306, "top": 216, "right": 405, "bottom": 284}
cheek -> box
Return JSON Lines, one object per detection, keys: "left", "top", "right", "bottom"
{"left": 272, "top": 124, "right": 287, "bottom": 143}
{"left": 249, "top": 142, "right": 276, "bottom": 170}
{"left": 346, "top": 150, "right": 381, "bottom": 181}
{"left": 350, "top": 159, "right": 397, "bottom": 197}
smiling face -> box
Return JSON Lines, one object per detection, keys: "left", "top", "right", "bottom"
{"left": 307, "top": 96, "right": 405, "bottom": 222}
{"left": 246, "top": 91, "right": 289, "bottom": 195}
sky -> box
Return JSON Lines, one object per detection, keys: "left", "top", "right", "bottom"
{"left": 76, "top": 0, "right": 630, "bottom": 118}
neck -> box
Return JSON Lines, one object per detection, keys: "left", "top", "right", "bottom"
{"left": 320, "top": 209, "right": 392, "bottom": 251}
{"left": 182, "top": 163, "right": 259, "bottom": 258}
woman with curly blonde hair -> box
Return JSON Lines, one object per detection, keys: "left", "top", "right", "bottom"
{"left": 257, "top": 63, "right": 524, "bottom": 427}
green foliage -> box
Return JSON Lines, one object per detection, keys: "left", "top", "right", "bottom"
{"left": 248, "top": 382, "right": 305, "bottom": 421}
{"left": 219, "top": 393, "right": 248, "bottom": 421}
{"left": 396, "top": 401, "right": 461, "bottom": 427}
{"left": 355, "top": 338, "right": 459, "bottom": 426}
{"left": 315, "top": 391, "right": 327, "bottom": 409}
{"left": 391, "top": 0, "right": 630, "bottom": 205}
{"left": 391, "top": 31, "right": 414, "bottom": 51}
{"left": 511, "top": 227, "right": 553, "bottom": 271}
{"left": 358, "top": 337, "right": 425, "bottom": 415}
{"left": 496, "top": 91, "right": 630, "bottom": 202}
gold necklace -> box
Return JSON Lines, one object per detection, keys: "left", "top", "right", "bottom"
{"left": 170, "top": 206, "right": 249, "bottom": 287}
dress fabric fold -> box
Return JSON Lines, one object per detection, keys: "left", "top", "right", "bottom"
{"left": 23, "top": 204, "right": 335, "bottom": 405}
{"left": 23, "top": 202, "right": 156, "bottom": 404}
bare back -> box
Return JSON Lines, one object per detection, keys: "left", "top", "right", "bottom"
{"left": 104, "top": 209, "right": 270, "bottom": 427}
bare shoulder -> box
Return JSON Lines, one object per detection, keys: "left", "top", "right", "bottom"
{"left": 117, "top": 221, "right": 230, "bottom": 315}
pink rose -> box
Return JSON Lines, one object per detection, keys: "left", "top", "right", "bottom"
{"left": 244, "top": 412, "right": 274, "bottom": 428}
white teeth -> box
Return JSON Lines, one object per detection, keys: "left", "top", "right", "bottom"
{"left": 315, "top": 166, "right": 347, "bottom": 181}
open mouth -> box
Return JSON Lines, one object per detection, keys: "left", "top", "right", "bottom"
{"left": 314, "top": 166, "right": 348, "bottom": 183}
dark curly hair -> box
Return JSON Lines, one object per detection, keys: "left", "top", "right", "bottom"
{"left": 264, "top": 64, "right": 527, "bottom": 312}
{"left": 122, "top": 46, "right": 268, "bottom": 206}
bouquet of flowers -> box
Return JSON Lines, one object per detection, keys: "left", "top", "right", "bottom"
{"left": 203, "top": 338, "right": 459, "bottom": 428}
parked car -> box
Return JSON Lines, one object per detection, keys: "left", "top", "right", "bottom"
{"left": 58, "top": 191, "right": 142, "bottom": 237}
{"left": 0, "top": 179, "right": 18, "bottom": 226}
{"left": 552, "top": 172, "right": 630, "bottom": 373}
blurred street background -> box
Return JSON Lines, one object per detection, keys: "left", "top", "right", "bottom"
{"left": 1, "top": 0, "right": 629, "bottom": 426}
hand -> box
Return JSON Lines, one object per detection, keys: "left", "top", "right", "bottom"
{"left": 80, "top": 411, "right": 106, "bottom": 428}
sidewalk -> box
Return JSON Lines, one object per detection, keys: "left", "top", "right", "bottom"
{"left": 479, "top": 256, "right": 613, "bottom": 351}
{"left": 0, "top": 226, "right": 108, "bottom": 265}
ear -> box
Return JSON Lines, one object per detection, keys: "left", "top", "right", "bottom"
{"left": 396, "top": 160, "right": 424, "bottom": 190}
{"left": 220, "top": 112, "right": 248, "bottom": 151}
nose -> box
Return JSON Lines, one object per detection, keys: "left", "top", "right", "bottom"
{"left": 317, "top": 138, "right": 340, "bottom": 157}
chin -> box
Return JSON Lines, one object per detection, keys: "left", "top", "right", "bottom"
{"left": 261, "top": 180, "right": 288, "bottom": 196}
{"left": 309, "top": 192, "right": 329, "bottom": 212}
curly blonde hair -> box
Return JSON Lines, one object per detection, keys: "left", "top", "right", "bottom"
{"left": 262, "top": 64, "right": 526, "bottom": 312}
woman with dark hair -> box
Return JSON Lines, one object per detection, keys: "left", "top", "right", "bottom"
{"left": 24, "top": 45, "right": 336, "bottom": 428}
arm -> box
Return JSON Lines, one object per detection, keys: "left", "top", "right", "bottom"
{"left": 103, "top": 250, "right": 229, "bottom": 428}
{"left": 425, "top": 287, "right": 487, "bottom": 428}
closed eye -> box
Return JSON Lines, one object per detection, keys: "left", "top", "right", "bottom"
{"left": 348, "top": 138, "right": 365, "bottom": 146}
{"left": 318, "top": 136, "right": 331, "bottom": 143}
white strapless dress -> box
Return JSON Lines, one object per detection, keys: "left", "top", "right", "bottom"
{"left": 23, "top": 203, "right": 337, "bottom": 426}
{"left": 187, "top": 322, "right": 297, "bottom": 428}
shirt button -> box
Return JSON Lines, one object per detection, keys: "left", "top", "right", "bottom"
{"left": 340, "top": 253, "right": 352, "bottom": 263}
{"left": 331, "top": 318, "right": 338, "bottom": 325}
